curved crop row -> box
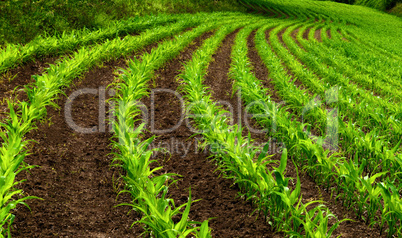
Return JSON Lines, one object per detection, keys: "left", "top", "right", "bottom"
{"left": 269, "top": 23, "right": 402, "bottom": 176}
{"left": 0, "top": 12, "right": 268, "bottom": 237}
{"left": 0, "top": 14, "right": 176, "bottom": 74}
{"left": 0, "top": 12, "right": 248, "bottom": 75}
{"left": 0, "top": 14, "right": 251, "bottom": 236}
{"left": 109, "top": 22, "right": 233, "bottom": 237}
{"left": 318, "top": 26, "right": 402, "bottom": 87}
{"left": 1, "top": 1, "right": 401, "bottom": 236}
{"left": 178, "top": 21, "right": 342, "bottom": 237}
{"left": 303, "top": 25, "right": 402, "bottom": 100}
{"left": 252, "top": 25, "right": 402, "bottom": 237}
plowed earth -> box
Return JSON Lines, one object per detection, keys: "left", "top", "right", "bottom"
{"left": 3, "top": 25, "right": 385, "bottom": 238}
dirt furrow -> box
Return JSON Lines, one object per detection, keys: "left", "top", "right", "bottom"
{"left": 315, "top": 28, "right": 322, "bottom": 42}
{"left": 337, "top": 29, "right": 350, "bottom": 42}
{"left": 11, "top": 56, "right": 142, "bottom": 237}
{"left": 274, "top": 27, "right": 313, "bottom": 97}
{"left": 302, "top": 26, "right": 312, "bottom": 40}
{"left": 138, "top": 29, "right": 281, "bottom": 238}
{"left": 290, "top": 28, "right": 306, "bottom": 51}
{"left": 0, "top": 57, "right": 58, "bottom": 123}
{"left": 327, "top": 29, "right": 332, "bottom": 39}
{"left": 248, "top": 26, "right": 385, "bottom": 238}
{"left": 247, "top": 30, "right": 282, "bottom": 104}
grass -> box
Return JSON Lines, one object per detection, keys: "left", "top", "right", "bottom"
{"left": 0, "top": 0, "right": 245, "bottom": 45}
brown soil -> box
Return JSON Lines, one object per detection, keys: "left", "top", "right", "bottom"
{"left": 303, "top": 27, "right": 312, "bottom": 40}
{"left": 247, "top": 30, "right": 282, "bottom": 104}
{"left": 9, "top": 28, "right": 200, "bottom": 237}
{"left": 327, "top": 29, "right": 332, "bottom": 39}
{"left": 10, "top": 28, "right": 203, "bottom": 238}
{"left": 248, "top": 24, "right": 385, "bottom": 238}
{"left": 290, "top": 28, "right": 306, "bottom": 51}
{"left": 337, "top": 29, "right": 350, "bottom": 42}
{"left": 315, "top": 28, "right": 322, "bottom": 42}
{"left": 0, "top": 57, "right": 58, "bottom": 122}
{"left": 140, "top": 29, "right": 281, "bottom": 237}
{"left": 11, "top": 57, "right": 143, "bottom": 237}
{"left": 274, "top": 27, "right": 313, "bottom": 96}
{"left": 203, "top": 28, "right": 268, "bottom": 139}
{"left": 5, "top": 19, "right": 387, "bottom": 238}
{"left": 10, "top": 29, "right": 285, "bottom": 237}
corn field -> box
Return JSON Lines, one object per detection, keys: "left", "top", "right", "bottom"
{"left": 0, "top": 0, "right": 401, "bottom": 237}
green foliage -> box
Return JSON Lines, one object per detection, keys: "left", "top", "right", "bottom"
{"left": 109, "top": 18, "right": 256, "bottom": 237}
{"left": 354, "top": 0, "right": 396, "bottom": 11}
{"left": 0, "top": 0, "right": 245, "bottom": 45}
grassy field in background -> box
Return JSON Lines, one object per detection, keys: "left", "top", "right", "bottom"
{"left": 0, "top": 0, "right": 245, "bottom": 45}
{"left": 1, "top": 0, "right": 400, "bottom": 46}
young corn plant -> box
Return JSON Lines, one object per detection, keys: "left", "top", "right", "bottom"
{"left": 0, "top": 14, "right": 255, "bottom": 235}
{"left": 239, "top": 23, "right": 402, "bottom": 238}
{"left": 178, "top": 22, "right": 342, "bottom": 237}
{"left": 108, "top": 20, "right": 260, "bottom": 236}
{"left": 229, "top": 24, "right": 348, "bottom": 236}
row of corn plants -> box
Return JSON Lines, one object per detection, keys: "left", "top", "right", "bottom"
{"left": 108, "top": 20, "right": 248, "bottom": 237}
{"left": 0, "top": 14, "right": 237, "bottom": 236}
{"left": 325, "top": 26, "right": 402, "bottom": 73}
{"left": 266, "top": 20, "right": 402, "bottom": 209}
{"left": 299, "top": 22, "right": 401, "bottom": 89}
{"left": 0, "top": 14, "right": 176, "bottom": 74}
{"left": 0, "top": 12, "right": 262, "bottom": 237}
{"left": 254, "top": 19, "right": 401, "bottom": 187}
{"left": 299, "top": 23, "right": 402, "bottom": 148}
{"left": 285, "top": 22, "right": 402, "bottom": 138}
{"left": 292, "top": 23, "right": 402, "bottom": 181}
{"left": 244, "top": 24, "right": 402, "bottom": 237}
{"left": 265, "top": 22, "right": 330, "bottom": 137}
{"left": 296, "top": 23, "right": 402, "bottom": 104}
{"left": 269, "top": 22, "right": 402, "bottom": 177}
{"left": 316, "top": 25, "right": 402, "bottom": 89}
{"left": 0, "top": 11, "right": 247, "bottom": 74}
{"left": 340, "top": 28, "right": 402, "bottom": 62}
{"left": 244, "top": 0, "right": 402, "bottom": 58}
{"left": 299, "top": 22, "right": 402, "bottom": 145}
{"left": 238, "top": 0, "right": 344, "bottom": 25}
{"left": 178, "top": 21, "right": 343, "bottom": 237}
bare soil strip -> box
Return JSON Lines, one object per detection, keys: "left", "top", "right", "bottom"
{"left": 11, "top": 57, "right": 145, "bottom": 237}
{"left": 327, "top": 29, "right": 332, "bottom": 39}
{"left": 315, "top": 28, "right": 322, "bottom": 42}
{"left": 290, "top": 28, "right": 306, "bottom": 51}
{"left": 302, "top": 26, "right": 312, "bottom": 40}
{"left": 0, "top": 57, "right": 58, "bottom": 123}
{"left": 140, "top": 30, "right": 281, "bottom": 237}
{"left": 249, "top": 26, "right": 385, "bottom": 238}
{"left": 274, "top": 27, "right": 313, "bottom": 96}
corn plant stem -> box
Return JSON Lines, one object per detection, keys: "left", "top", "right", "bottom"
{"left": 0, "top": 12, "right": 248, "bottom": 75}
{"left": 109, "top": 20, "right": 248, "bottom": 237}
{"left": 249, "top": 24, "right": 402, "bottom": 237}
{"left": 0, "top": 14, "right": 251, "bottom": 236}
{"left": 269, "top": 23, "right": 402, "bottom": 174}
{"left": 317, "top": 26, "right": 402, "bottom": 88}
{"left": 178, "top": 20, "right": 341, "bottom": 237}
